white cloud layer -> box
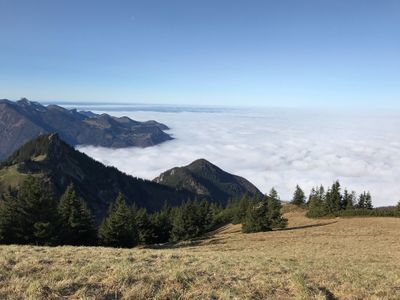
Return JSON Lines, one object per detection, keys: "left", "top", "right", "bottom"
{"left": 76, "top": 106, "right": 400, "bottom": 207}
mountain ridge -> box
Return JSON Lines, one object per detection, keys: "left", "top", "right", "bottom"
{"left": 1, "top": 134, "right": 265, "bottom": 219}
{"left": 154, "top": 158, "right": 264, "bottom": 205}
{"left": 0, "top": 98, "right": 172, "bottom": 160}
{"left": 0, "top": 133, "right": 190, "bottom": 220}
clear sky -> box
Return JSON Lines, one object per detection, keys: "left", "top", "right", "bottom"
{"left": 0, "top": 0, "right": 399, "bottom": 108}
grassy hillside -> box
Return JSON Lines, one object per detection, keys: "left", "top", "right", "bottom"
{"left": 1, "top": 205, "right": 399, "bottom": 299}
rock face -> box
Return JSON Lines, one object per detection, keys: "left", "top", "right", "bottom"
{"left": 154, "top": 159, "right": 264, "bottom": 205}
{"left": 0, "top": 98, "right": 172, "bottom": 160}
{"left": 0, "top": 134, "right": 191, "bottom": 221}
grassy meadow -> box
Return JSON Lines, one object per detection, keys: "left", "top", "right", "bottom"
{"left": 1, "top": 205, "right": 399, "bottom": 299}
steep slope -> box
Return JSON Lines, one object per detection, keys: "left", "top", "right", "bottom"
{"left": 0, "top": 134, "right": 191, "bottom": 220}
{"left": 154, "top": 159, "right": 263, "bottom": 204}
{"left": 0, "top": 99, "right": 172, "bottom": 160}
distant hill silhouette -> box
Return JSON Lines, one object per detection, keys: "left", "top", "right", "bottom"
{"left": 0, "top": 98, "right": 172, "bottom": 160}
{"left": 154, "top": 158, "right": 263, "bottom": 205}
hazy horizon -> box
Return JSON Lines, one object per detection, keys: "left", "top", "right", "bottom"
{"left": 49, "top": 102, "right": 400, "bottom": 208}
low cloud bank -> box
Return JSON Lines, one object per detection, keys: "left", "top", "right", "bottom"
{"left": 77, "top": 107, "right": 400, "bottom": 207}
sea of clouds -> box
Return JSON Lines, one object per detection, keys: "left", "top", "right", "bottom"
{"left": 71, "top": 104, "right": 400, "bottom": 207}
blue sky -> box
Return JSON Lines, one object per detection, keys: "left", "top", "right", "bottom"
{"left": 0, "top": 0, "right": 399, "bottom": 108}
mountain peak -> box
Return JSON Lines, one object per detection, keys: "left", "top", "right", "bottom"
{"left": 186, "top": 158, "right": 225, "bottom": 175}
{"left": 154, "top": 159, "right": 263, "bottom": 204}
{"left": 17, "top": 98, "right": 30, "bottom": 104}
{"left": 189, "top": 158, "right": 213, "bottom": 166}
{"left": 16, "top": 98, "right": 43, "bottom": 108}
{"left": 4, "top": 133, "right": 68, "bottom": 165}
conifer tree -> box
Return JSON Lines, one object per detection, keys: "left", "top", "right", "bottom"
{"left": 306, "top": 186, "right": 326, "bottom": 217}
{"left": 151, "top": 203, "right": 173, "bottom": 243}
{"left": 318, "top": 185, "right": 325, "bottom": 202}
{"left": 208, "top": 202, "right": 223, "bottom": 227}
{"left": 58, "top": 184, "right": 96, "bottom": 245}
{"left": 268, "top": 188, "right": 279, "bottom": 200}
{"left": 325, "top": 181, "right": 342, "bottom": 214}
{"left": 198, "top": 199, "right": 214, "bottom": 231}
{"left": 242, "top": 199, "right": 271, "bottom": 233}
{"left": 267, "top": 195, "right": 287, "bottom": 229}
{"left": 291, "top": 185, "right": 306, "bottom": 206}
{"left": 170, "top": 199, "right": 215, "bottom": 242}
{"left": 357, "top": 192, "right": 366, "bottom": 209}
{"left": 307, "top": 187, "right": 316, "bottom": 206}
{"left": 98, "top": 193, "right": 138, "bottom": 248}
{"left": 364, "top": 192, "right": 373, "bottom": 210}
{"left": 232, "top": 194, "right": 250, "bottom": 224}
{"left": 350, "top": 191, "right": 357, "bottom": 209}
{"left": 170, "top": 200, "right": 200, "bottom": 242}
{"left": 342, "top": 189, "right": 355, "bottom": 210}
{"left": 0, "top": 190, "right": 20, "bottom": 244}
{"left": 13, "top": 176, "right": 59, "bottom": 245}
{"left": 134, "top": 207, "right": 155, "bottom": 244}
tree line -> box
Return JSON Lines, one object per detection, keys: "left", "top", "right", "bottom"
{"left": 220, "top": 188, "right": 288, "bottom": 232}
{"left": 3, "top": 177, "right": 397, "bottom": 248}
{"left": 290, "top": 181, "right": 400, "bottom": 218}
{"left": 0, "top": 176, "right": 287, "bottom": 247}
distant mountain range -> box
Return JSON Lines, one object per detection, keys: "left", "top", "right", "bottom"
{"left": 0, "top": 98, "right": 172, "bottom": 160}
{"left": 0, "top": 134, "right": 263, "bottom": 220}
{"left": 154, "top": 159, "right": 263, "bottom": 204}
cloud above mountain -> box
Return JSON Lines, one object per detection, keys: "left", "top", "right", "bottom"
{"left": 77, "top": 106, "right": 400, "bottom": 206}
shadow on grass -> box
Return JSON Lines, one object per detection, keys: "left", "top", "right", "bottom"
{"left": 278, "top": 221, "right": 338, "bottom": 231}
{"left": 318, "top": 286, "right": 338, "bottom": 300}
{"left": 145, "top": 222, "right": 337, "bottom": 249}
{"left": 143, "top": 235, "right": 227, "bottom": 250}
{"left": 144, "top": 223, "right": 234, "bottom": 250}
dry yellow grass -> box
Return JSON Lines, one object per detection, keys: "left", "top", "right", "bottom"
{"left": 1, "top": 205, "right": 400, "bottom": 299}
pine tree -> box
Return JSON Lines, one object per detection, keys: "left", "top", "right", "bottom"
{"left": 171, "top": 200, "right": 198, "bottom": 242}
{"left": 170, "top": 200, "right": 200, "bottom": 242}
{"left": 267, "top": 195, "right": 287, "bottom": 229}
{"left": 0, "top": 190, "right": 20, "bottom": 244}
{"left": 291, "top": 185, "right": 306, "bottom": 206}
{"left": 169, "top": 199, "right": 215, "bottom": 242}
{"left": 242, "top": 199, "right": 271, "bottom": 233}
{"left": 307, "top": 187, "right": 316, "bottom": 206}
{"left": 306, "top": 186, "right": 326, "bottom": 217}
{"left": 325, "top": 181, "right": 342, "bottom": 214}
{"left": 98, "top": 193, "right": 138, "bottom": 248}
{"left": 318, "top": 185, "right": 325, "bottom": 202}
{"left": 208, "top": 202, "right": 223, "bottom": 228}
{"left": 232, "top": 194, "right": 250, "bottom": 224}
{"left": 12, "top": 176, "right": 59, "bottom": 245}
{"left": 151, "top": 203, "right": 173, "bottom": 243}
{"left": 342, "top": 189, "right": 355, "bottom": 210}
{"left": 58, "top": 184, "right": 96, "bottom": 246}
{"left": 364, "top": 192, "right": 373, "bottom": 210}
{"left": 268, "top": 188, "right": 279, "bottom": 200}
{"left": 134, "top": 207, "right": 155, "bottom": 244}
{"left": 357, "top": 192, "right": 366, "bottom": 209}
{"left": 198, "top": 199, "right": 214, "bottom": 232}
